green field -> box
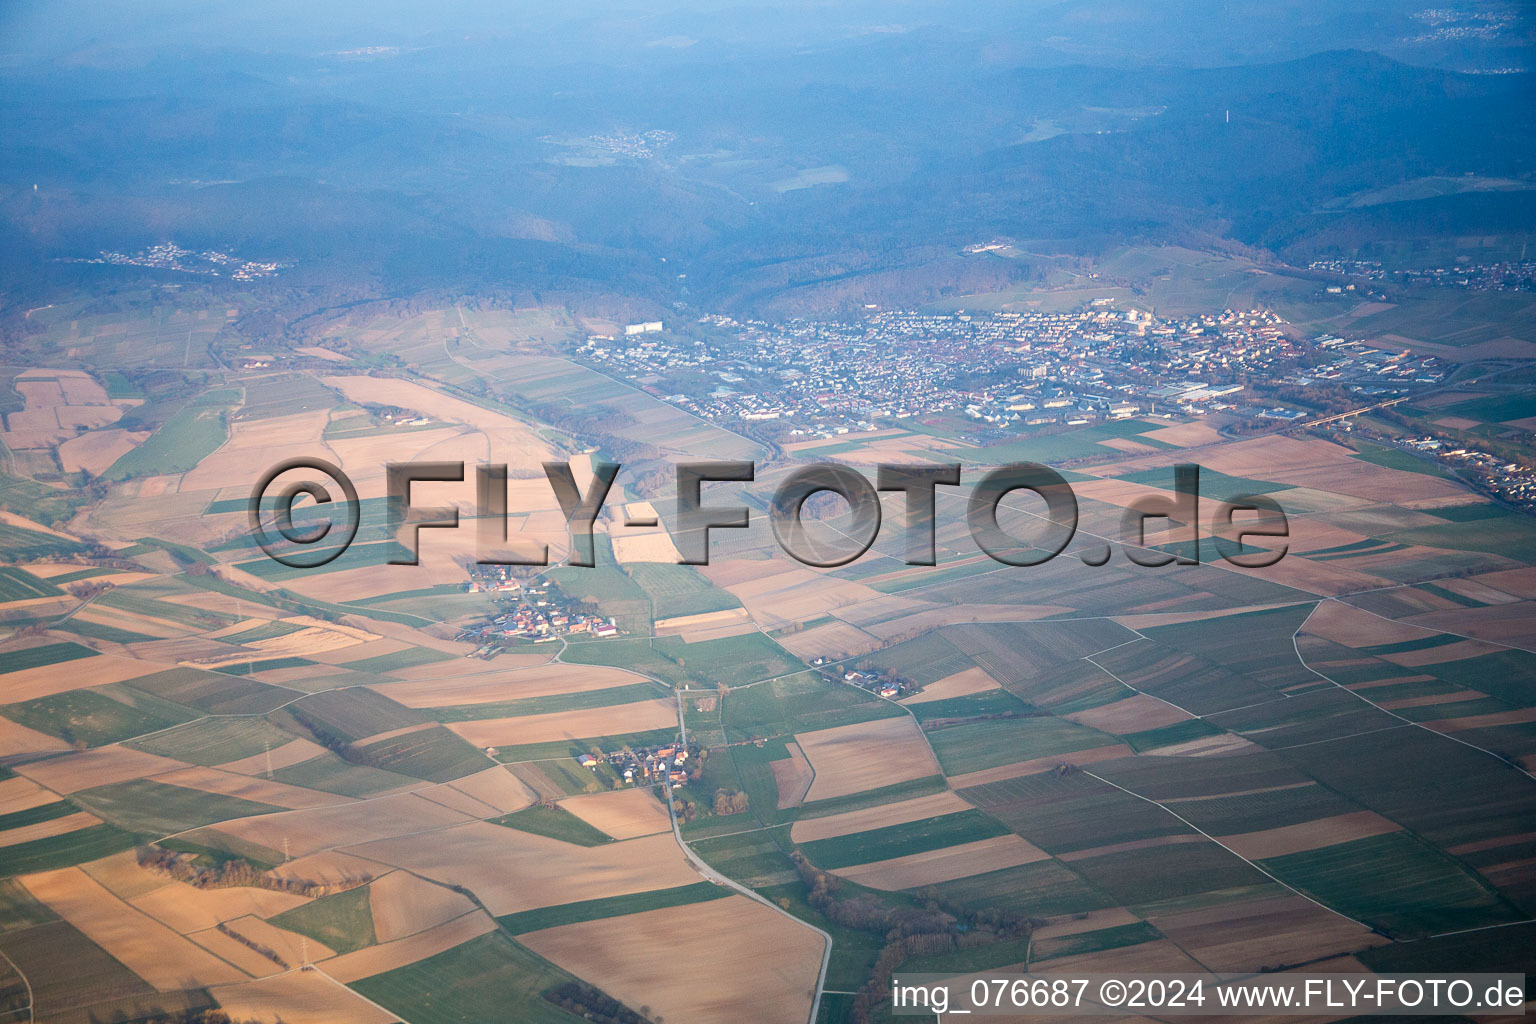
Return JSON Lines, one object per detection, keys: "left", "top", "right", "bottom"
{"left": 341, "top": 646, "right": 457, "bottom": 674}
{"left": 352, "top": 725, "right": 489, "bottom": 782}
{"left": 428, "top": 682, "right": 662, "bottom": 723}
{"left": 1348, "top": 439, "right": 1456, "bottom": 478}
{"left": 797, "top": 809, "right": 1009, "bottom": 869}
{"left": 1069, "top": 841, "right": 1271, "bottom": 908}
{"left": 962, "top": 772, "right": 1191, "bottom": 855}
{"left": 271, "top": 752, "right": 420, "bottom": 797}
{"left": 856, "top": 632, "right": 975, "bottom": 686}
{"left": 268, "top": 885, "right": 376, "bottom": 954}
{"left": 490, "top": 804, "right": 616, "bottom": 847}
{"left": 129, "top": 716, "right": 297, "bottom": 766}
{"left": 1260, "top": 832, "right": 1523, "bottom": 937}
{"left": 0, "top": 642, "right": 96, "bottom": 674}
{"left": 0, "top": 567, "right": 63, "bottom": 602}
{"left": 924, "top": 715, "right": 1114, "bottom": 776}
{"left": 121, "top": 667, "right": 291, "bottom": 715}
{"left": 0, "top": 521, "right": 86, "bottom": 559}
{"left": 924, "top": 859, "right": 1114, "bottom": 919}
{"left": 626, "top": 562, "right": 743, "bottom": 620}
{"left": 562, "top": 632, "right": 806, "bottom": 690}
{"left": 71, "top": 779, "right": 283, "bottom": 836}
{"left": 288, "top": 687, "right": 427, "bottom": 743}
{"left": 0, "top": 800, "right": 78, "bottom": 834}
{"left": 349, "top": 930, "right": 591, "bottom": 1024}
{"left": 0, "top": 824, "right": 138, "bottom": 877}
{"left": 1, "top": 684, "right": 198, "bottom": 747}
{"left": 102, "top": 390, "right": 237, "bottom": 481}
{"left": 496, "top": 880, "right": 730, "bottom": 934}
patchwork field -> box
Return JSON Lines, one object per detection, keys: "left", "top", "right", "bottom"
{"left": 4, "top": 307, "right": 1536, "bottom": 1024}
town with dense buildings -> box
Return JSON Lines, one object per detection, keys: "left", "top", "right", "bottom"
{"left": 579, "top": 305, "right": 1445, "bottom": 439}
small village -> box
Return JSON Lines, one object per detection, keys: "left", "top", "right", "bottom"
{"left": 457, "top": 569, "right": 622, "bottom": 653}
{"left": 589, "top": 741, "right": 697, "bottom": 789}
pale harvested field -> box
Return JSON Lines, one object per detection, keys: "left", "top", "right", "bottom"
{"left": 223, "top": 912, "right": 337, "bottom": 964}
{"left": 610, "top": 529, "right": 682, "bottom": 564}
{"left": 1148, "top": 893, "right": 1382, "bottom": 973}
{"left": 1404, "top": 603, "right": 1536, "bottom": 647}
{"left": 834, "top": 834, "right": 1049, "bottom": 890}
{"left": 902, "top": 667, "right": 1002, "bottom": 704}
{"left": 1058, "top": 835, "right": 1209, "bottom": 862}
{"left": 796, "top": 716, "right": 940, "bottom": 802}
{"left": 326, "top": 909, "right": 496, "bottom": 983}
{"left": 189, "top": 923, "right": 289, "bottom": 977}
{"left": 22, "top": 867, "right": 249, "bottom": 989}
{"left": 266, "top": 851, "right": 382, "bottom": 888}
{"left": 296, "top": 346, "right": 351, "bottom": 362}
{"left": 218, "top": 738, "right": 328, "bottom": 775}
{"left": 1142, "top": 421, "right": 1224, "bottom": 446}
{"left": 1471, "top": 566, "right": 1536, "bottom": 599}
{"left": 722, "top": 565, "right": 880, "bottom": 629}
{"left": 1154, "top": 733, "right": 1260, "bottom": 756}
{"left": 1219, "top": 811, "right": 1401, "bottom": 860}
{"left": 1032, "top": 937, "right": 1208, "bottom": 977}
{"left": 1098, "top": 437, "right": 1161, "bottom": 454}
{"left": 1032, "top": 908, "right": 1143, "bottom": 941}
{"left": 131, "top": 876, "right": 309, "bottom": 934}
{"left": 419, "top": 782, "right": 504, "bottom": 819}
{"left": 945, "top": 743, "right": 1133, "bottom": 789}
{"left": 0, "top": 776, "right": 64, "bottom": 815}
{"left": 771, "top": 742, "right": 815, "bottom": 809}
{"left": 653, "top": 606, "right": 750, "bottom": 633}
{"left": 1065, "top": 694, "right": 1190, "bottom": 733}
{"left": 305, "top": 637, "right": 413, "bottom": 666}
{"left": 790, "top": 790, "right": 972, "bottom": 843}
{"left": 373, "top": 662, "right": 646, "bottom": 708}
{"left": 1378, "top": 688, "right": 1484, "bottom": 711}
{"left": 0, "top": 652, "right": 165, "bottom": 702}
{"left": 154, "top": 766, "right": 349, "bottom": 810}
{"left": 1427, "top": 705, "right": 1536, "bottom": 733}
{"left": 177, "top": 410, "right": 330, "bottom": 492}
{"left": 522, "top": 894, "right": 822, "bottom": 1024}
{"left": 1204, "top": 435, "right": 1469, "bottom": 503}
{"left": 776, "top": 618, "right": 881, "bottom": 661}
{"left": 212, "top": 792, "right": 474, "bottom": 859}
{"left": 559, "top": 787, "right": 672, "bottom": 839}
{"left": 368, "top": 870, "right": 476, "bottom": 942}
{"left": 17, "top": 745, "right": 188, "bottom": 795}
{"left": 1431, "top": 577, "right": 1525, "bottom": 605}
{"left": 1302, "top": 600, "right": 1438, "bottom": 648}
{"left": 80, "top": 850, "right": 171, "bottom": 901}
{"left": 345, "top": 823, "right": 700, "bottom": 916}
{"left": 0, "top": 810, "right": 99, "bottom": 847}
{"left": 1381, "top": 638, "right": 1495, "bottom": 667}
{"left": 0, "top": 716, "right": 70, "bottom": 756}
{"left": 324, "top": 375, "right": 556, "bottom": 473}
{"left": 443, "top": 766, "right": 536, "bottom": 815}
{"left": 855, "top": 602, "right": 1075, "bottom": 642}
{"left": 58, "top": 427, "right": 149, "bottom": 474}
{"left": 444, "top": 698, "right": 678, "bottom": 747}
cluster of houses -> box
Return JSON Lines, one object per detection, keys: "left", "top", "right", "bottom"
{"left": 458, "top": 571, "right": 621, "bottom": 648}
{"left": 581, "top": 743, "right": 695, "bottom": 788}
{"left": 811, "top": 658, "right": 908, "bottom": 699}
